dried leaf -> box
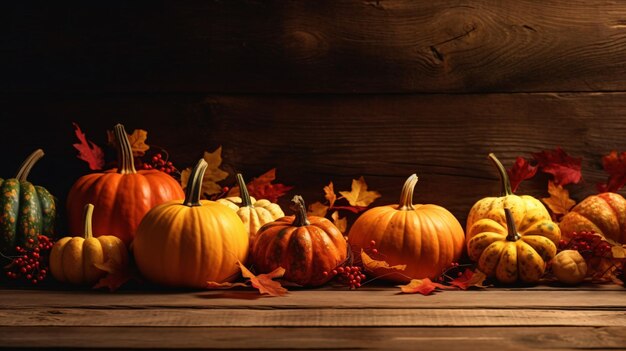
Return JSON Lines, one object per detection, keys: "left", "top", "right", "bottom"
{"left": 237, "top": 262, "right": 288, "bottom": 297}
{"left": 181, "top": 147, "right": 229, "bottom": 197}
{"left": 107, "top": 129, "right": 150, "bottom": 157}
{"left": 205, "top": 281, "right": 249, "bottom": 289}
{"left": 227, "top": 169, "right": 294, "bottom": 203}
{"left": 611, "top": 245, "right": 626, "bottom": 259}
{"left": 532, "top": 147, "right": 582, "bottom": 186}
{"left": 330, "top": 205, "right": 368, "bottom": 214}
{"left": 598, "top": 150, "right": 626, "bottom": 192}
{"left": 92, "top": 259, "right": 133, "bottom": 292}
{"left": 542, "top": 181, "right": 576, "bottom": 216}
{"left": 507, "top": 157, "right": 538, "bottom": 193}
{"left": 397, "top": 278, "right": 451, "bottom": 295}
{"left": 324, "top": 182, "right": 337, "bottom": 208}
{"left": 331, "top": 211, "right": 347, "bottom": 233}
{"left": 339, "top": 176, "right": 381, "bottom": 207}
{"left": 72, "top": 122, "right": 105, "bottom": 170}
{"left": 307, "top": 201, "right": 329, "bottom": 217}
{"left": 361, "top": 250, "right": 406, "bottom": 275}
{"left": 449, "top": 269, "right": 488, "bottom": 290}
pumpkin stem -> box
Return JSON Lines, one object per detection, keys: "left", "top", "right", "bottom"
{"left": 114, "top": 124, "right": 137, "bottom": 175}
{"left": 488, "top": 153, "right": 513, "bottom": 196}
{"left": 397, "top": 174, "right": 418, "bottom": 211}
{"left": 291, "top": 195, "right": 310, "bottom": 227}
{"left": 504, "top": 208, "right": 520, "bottom": 242}
{"left": 83, "top": 203, "right": 94, "bottom": 239}
{"left": 184, "top": 158, "right": 208, "bottom": 207}
{"left": 15, "top": 149, "right": 45, "bottom": 182}
{"left": 236, "top": 173, "right": 253, "bottom": 207}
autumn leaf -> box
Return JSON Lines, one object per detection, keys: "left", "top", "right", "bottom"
{"left": 237, "top": 262, "right": 288, "bottom": 297}
{"left": 532, "top": 147, "right": 582, "bottom": 186}
{"left": 92, "top": 259, "right": 134, "bottom": 292}
{"left": 324, "top": 182, "right": 337, "bottom": 208}
{"left": 228, "top": 169, "right": 294, "bottom": 203}
{"left": 449, "top": 269, "right": 488, "bottom": 290}
{"left": 361, "top": 250, "right": 407, "bottom": 277}
{"left": 397, "top": 278, "right": 451, "bottom": 295}
{"left": 72, "top": 122, "right": 105, "bottom": 170}
{"left": 542, "top": 181, "right": 576, "bottom": 217}
{"left": 308, "top": 201, "right": 329, "bottom": 217}
{"left": 331, "top": 211, "right": 347, "bottom": 233}
{"left": 339, "top": 177, "right": 381, "bottom": 207}
{"left": 181, "top": 146, "right": 229, "bottom": 197}
{"left": 597, "top": 150, "right": 626, "bottom": 192}
{"left": 507, "top": 157, "right": 538, "bottom": 193}
{"left": 107, "top": 128, "right": 150, "bottom": 157}
{"left": 205, "top": 281, "right": 249, "bottom": 289}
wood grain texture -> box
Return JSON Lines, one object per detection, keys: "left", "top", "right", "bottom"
{"left": 1, "top": 326, "right": 625, "bottom": 350}
{"left": 2, "top": 92, "right": 626, "bottom": 226}
{"left": 3, "top": 1, "right": 626, "bottom": 93}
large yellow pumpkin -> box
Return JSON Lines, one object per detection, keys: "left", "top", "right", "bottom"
{"left": 466, "top": 153, "right": 552, "bottom": 232}
{"left": 133, "top": 159, "right": 249, "bottom": 288}
{"left": 50, "top": 204, "right": 128, "bottom": 285}
{"left": 347, "top": 174, "right": 465, "bottom": 282}
{"left": 559, "top": 192, "right": 626, "bottom": 244}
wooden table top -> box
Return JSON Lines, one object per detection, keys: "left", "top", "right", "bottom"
{"left": 0, "top": 284, "right": 624, "bottom": 350}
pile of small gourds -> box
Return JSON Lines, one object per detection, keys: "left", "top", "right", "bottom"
{"left": 2, "top": 124, "right": 623, "bottom": 289}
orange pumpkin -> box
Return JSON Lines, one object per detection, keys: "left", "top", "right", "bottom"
{"left": 66, "top": 124, "right": 184, "bottom": 245}
{"left": 559, "top": 192, "right": 626, "bottom": 244}
{"left": 251, "top": 195, "right": 347, "bottom": 287}
{"left": 133, "top": 158, "right": 249, "bottom": 288}
{"left": 348, "top": 174, "right": 465, "bottom": 282}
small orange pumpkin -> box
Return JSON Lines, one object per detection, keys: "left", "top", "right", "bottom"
{"left": 348, "top": 174, "right": 465, "bottom": 281}
{"left": 559, "top": 192, "right": 626, "bottom": 244}
{"left": 251, "top": 195, "right": 347, "bottom": 287}
{"left": 133, "top": 159, "right": 249, "bottom": 288}
{"left": 66, "top": 124, "right": 184, "bottom": 245}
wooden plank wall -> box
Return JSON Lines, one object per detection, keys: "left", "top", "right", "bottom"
{"left": 3, "top": 1, "right": 626, "bottom": 229}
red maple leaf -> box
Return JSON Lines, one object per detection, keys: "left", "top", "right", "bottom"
{"left": 397, "top": 278, "right": 452, "bottom": 295}
{"left": 506, "top": 157, "right": 537, "bottom": 193}
{"left": 597, "top": 150, "right": 626, "bottom": 192}
{"left": 449, "top": 269, "right": 488, "bottom": 290}
{"left": 531, "top": 147, "right": 582, "bottom": 186}
{"left": 229, "top": 169, "right": 293, "bottom": 203}
{"left": 72, "top": 122, "right": 105, "bottom": 170}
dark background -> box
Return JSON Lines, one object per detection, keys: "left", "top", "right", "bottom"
{"left": 3, "top": 1, "right": 626, "bottom": 228}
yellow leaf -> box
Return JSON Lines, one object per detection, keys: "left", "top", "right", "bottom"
{"left": 361, "top": 250, "right": 406, "bottom": 273}
{"left": 180, "top": 146, "right": 229, "bottom": 197}
{"left": 331, "top": 211, "right": 347, "bottom": 233}
{"left": 541, "top": 181, "right": 576, "bottom": 215}
{"left": 324, "top": 182, "right": 337, "bottom": 208}
{"left": 339, "top": 176, "right": 381, "bottom": 207}
{"left": 612, "top": 245, "right": 626, "bottom": 259}
{"left": 308, "top": 201, "right": 329, "bottom": 217}
{"left": 107, "top": 129, "right": 150, "bottom": 156}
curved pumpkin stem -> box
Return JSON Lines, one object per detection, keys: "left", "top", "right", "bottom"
{"left": 184, "top": 159, "right": 208, "bottom": 207}
{"left": 236, "top": 173, "right": 253, "bottom": 207}
{"left": 114, "top": 124, "right": 137, "bottom": 175}
{"left": 15, "top": 149, "right": 45, "bottom": 182}
{"left": 291, "top": 195, "right": 310, "bottom": 227}
{"left": 504, "top": 208, "right": 520, "bottom": 242}
{"left": 398, "top": 174, "right": 418, "bottom": 211}
{"left": 488, "top": 153, "right": 513, "bottom": 196}
{"left": 83, "top": 203, "right": 95, "bottom": 239}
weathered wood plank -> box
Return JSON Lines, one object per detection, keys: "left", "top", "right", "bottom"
{"left": 3, "top": 92, "right": 626, "bottom": 224}
{"left": 1, "top": 308, "right": 624, "bottom": 327}
{"left": 1, "top": 326, "right": 625, "bottom": 350}
{"left": 1, "top": 288, "right": 624, "bottom": 310}
{"left": 4, "top": 1, "right": 626, "bottom": 93}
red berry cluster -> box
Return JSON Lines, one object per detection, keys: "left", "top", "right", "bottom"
{"left": 142, "top": 153, "right": 177, "bottom": 174}
{"left": 323, "top": 266, "right": 366, "bottom": 290}
{"left": 437, "top": 262, "right": 463, "bottom": 282}
{"left": 558, "top": 231, "right": 612, "bottom": 259}
{"left": 4, "top": 235, "right": 53, "bottom": 285}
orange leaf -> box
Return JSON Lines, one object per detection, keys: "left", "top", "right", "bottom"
{"left": 181, "top": 146, "right": 229, "bottom": 197}
{"left": 361, "top": 250, "right": 406, "bottom": 277}
{"left": 331, "top": 211, "right": 347, "bottom": 233}
{"left": 397, "top": 278, "right": 451, "bottom": 295}
{"left": 324, "top": 182, "right": 337, "bottom": 208}
{"left": 237, "top": 262, "right": 288, "bottom": 297}
{"left": 106, "top": 128, "right": 150, "bottom": 157}
{"left": 308, "top": 201, "right": 329, "bottom": 217}
{"left": 92, "top": 259, "right": 133, "bottom": 292}
{"left": 449, "top": 269, "right": 488, "bottom": 290}
{"left": 205, "top": 281, "right": 249, "bottom": 289}
{"left": 72, "top": 122, "right": 105, "bottom": 170}
{"left": 339, "top": 177, "right": 381, "bottom": 207}
{"left": 542, "top": 181, "right": 576, "bottom": 216}
{"left": 227, "top": 169, "right": 293, "bottom": 203}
